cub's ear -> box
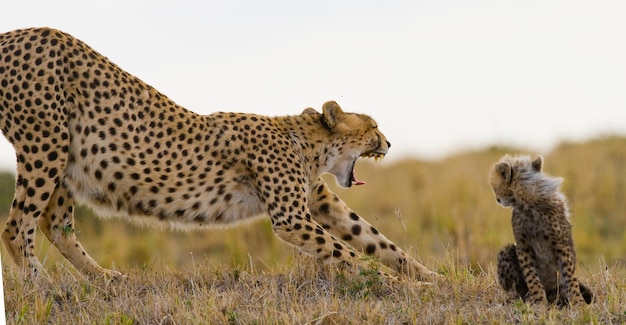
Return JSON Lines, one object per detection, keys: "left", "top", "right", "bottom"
{"left": 321, "top": 101, "right": 344, "bottom": 129}
{"left": 301, "top": 107, "right": 318, "bottom": 115}
{"left": 496, "top": 162, "right": 512, "bottom": 184}
{"left": 531, "top": 155, "right": 543, "bottom": 172}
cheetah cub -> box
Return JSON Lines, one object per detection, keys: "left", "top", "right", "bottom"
{"left": 489, "top": 154, "right": 592, "bottom": 306}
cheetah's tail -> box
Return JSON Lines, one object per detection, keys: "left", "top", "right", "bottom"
{"left": 580, "top": 282, "right": 594, "bottom": 304}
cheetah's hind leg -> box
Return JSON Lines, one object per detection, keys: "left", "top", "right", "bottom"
{"left": 37, "top": 180, "right": 122, "bottom": 279}
{"left": 1, "top": 172, "right": 45, "bottom": 276}
{"left": 497, "top": 244, "right": 529, "bottom": 300}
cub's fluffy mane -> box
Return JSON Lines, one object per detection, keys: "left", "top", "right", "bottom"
{"left": 498, "top": 154, "right": 568, "bottom": 208}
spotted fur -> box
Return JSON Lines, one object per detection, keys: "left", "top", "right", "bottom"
{"left": 0, "top": 27, "right": 438, "bottom": 282}
{"left": 489, "top": 154, "right": 592, "bottom": 305}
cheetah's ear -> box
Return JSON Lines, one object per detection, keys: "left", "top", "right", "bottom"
{"left": 321, "top": 101, "right": 344, "bottom": 129}
{"left": 301, "top": 107, "right": 318, "bottom": 115}
{"left": 496, "top": 162, "right": 512, "bottom": 184}
{"left": 532, "top": 155, "right": 543, "bottom": 172}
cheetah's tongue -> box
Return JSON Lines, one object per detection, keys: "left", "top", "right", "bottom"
{"left": 351, "top": 171, "right": 366, "bottom": 186}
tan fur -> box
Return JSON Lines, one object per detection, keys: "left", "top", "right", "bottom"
{"left": 489, "top": 154, "right": 592, "bottom": 305}
{"left": 0, "top": 27, "right": 438, "bottom": 282}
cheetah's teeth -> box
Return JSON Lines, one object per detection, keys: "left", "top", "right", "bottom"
{"left": 369, "top": 154, "right": 384, "bottom": 162}
{"left": 361, "top": 152, "right": 385, "bottom": 162}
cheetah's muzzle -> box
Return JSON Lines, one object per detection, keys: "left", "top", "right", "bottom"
{"left": 352, "top": 144, "right": 389, "bottom": 186}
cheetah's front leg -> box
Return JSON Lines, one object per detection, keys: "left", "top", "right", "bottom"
{"left": 307, "top": 180, "right": 440, "bottom": 281}
{"left": 269, "top": 205, "right": 386, "bottom": 278}
{"left": 515, "top": 242, "right": 548, "bottom": 304}
{"left": 555, "top": 244, "right": 585, "bottom": 305}
{"left": 264, "top": 182, "right": 399, "bottom": 282}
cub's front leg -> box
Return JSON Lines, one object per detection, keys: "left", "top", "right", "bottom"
{"left": 555, "top": 244, "right": 586, "bottom": 305}
{"left": 306, "top": 180, "right": 440, "bottom": 282}
{"left": 515, "top": 242, "right": 548, "bottom": 304}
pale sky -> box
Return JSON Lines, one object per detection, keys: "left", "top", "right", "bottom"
{"left": 1, "top": 1, "right": 625, "bottom": 172}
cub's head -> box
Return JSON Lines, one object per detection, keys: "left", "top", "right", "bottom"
{"left": 489, "top": 154, "right": 561, "bottom": 207}
{"left": 303, "top": 101, "right": 390, "bottom": 188}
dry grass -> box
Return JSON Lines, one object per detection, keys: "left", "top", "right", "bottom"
{"left": 2, "top": 136, "right": 626, "bottom": 324}
{"left": 3, "top": 252, "right": 626, "bottom": 324}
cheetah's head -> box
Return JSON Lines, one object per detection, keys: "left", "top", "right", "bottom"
{"left": 308, "top": 101, "right": 390, "bottom": 188}
{"left": 489, "top": 154, "right": 558, "bottom": 207}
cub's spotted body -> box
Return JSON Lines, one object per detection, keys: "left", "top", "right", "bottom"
{"left": 0, "top": 27, "right": 438, "bottom": 281}
{"left": 489, "top": 155, "right": 592, "bottom": 305}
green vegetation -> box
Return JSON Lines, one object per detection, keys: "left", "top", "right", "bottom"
{"left": 2, "top": 136, "right": 626, "bottom": 323}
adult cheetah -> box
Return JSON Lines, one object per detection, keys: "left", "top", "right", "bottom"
{"left": 489, "top": 154, "right": 592, "bottom": 305}
{"left": 0, "top": 27, "right": 439, "bottom": 282}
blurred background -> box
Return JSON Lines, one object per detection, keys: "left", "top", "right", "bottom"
{"left": 1, "top": 1, "right": 625, "bottom": 274}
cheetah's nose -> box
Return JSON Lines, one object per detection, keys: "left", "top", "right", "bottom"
{"left": 386, "top": 141, "right": 391, "bottom": 148}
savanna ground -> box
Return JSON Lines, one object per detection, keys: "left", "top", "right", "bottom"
{"left": 2, "top": 136, "right": 626, "bottom": 324}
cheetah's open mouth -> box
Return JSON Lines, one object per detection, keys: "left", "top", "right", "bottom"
{"left": 352, "top": 151, "right": 386, "bottom": 186}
